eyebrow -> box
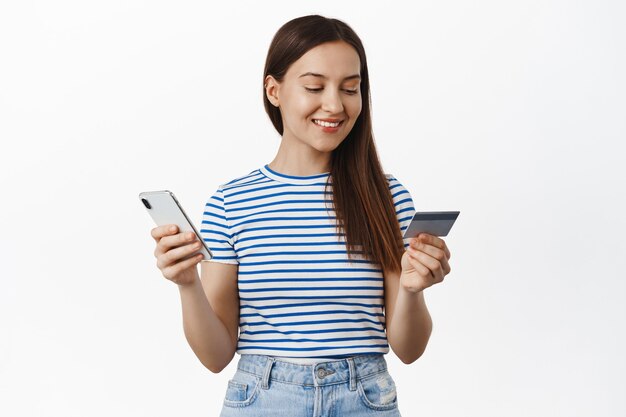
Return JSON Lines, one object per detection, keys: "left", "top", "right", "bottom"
{"left": 298, "top": 72, "right": 361, "bottom": 81}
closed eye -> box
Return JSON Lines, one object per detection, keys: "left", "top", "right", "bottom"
{"left": 304, "top": 87, "right": 359, "bottom": 95}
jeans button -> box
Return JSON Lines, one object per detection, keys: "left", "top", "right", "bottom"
{"left": 317, "top": 368, "right": 326, "bottom": 378}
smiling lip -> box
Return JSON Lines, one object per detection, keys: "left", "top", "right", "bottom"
{"left": 312, "top": 119, "right": 344, "bottom": 127}
{"left": 312, "top": 119, "right": 343, "bottom": 132}
{"left": 313, "top": 118, "right": 343, "bottom": 122}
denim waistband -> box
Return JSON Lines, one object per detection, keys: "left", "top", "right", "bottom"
{"left": 236, "top": 353, "right": 389, "bottom": 389}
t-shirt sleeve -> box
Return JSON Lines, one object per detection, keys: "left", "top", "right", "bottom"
{"left": 199, "top": 185, "right": 239, "bottom": 264}
{"left": 387, "top": 174, "right": 416, "bottom": 250}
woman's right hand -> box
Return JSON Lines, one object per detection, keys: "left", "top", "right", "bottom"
{"left": 151, "top": 224, "right": 204, "bottom": 286}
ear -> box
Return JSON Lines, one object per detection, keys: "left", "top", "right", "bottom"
{"left": 264, "top": 75, "right": 280, "bottom": 108}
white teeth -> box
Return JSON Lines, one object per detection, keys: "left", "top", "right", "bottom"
{"left": 314, "top": 119, "right": 341, "bottom": 128}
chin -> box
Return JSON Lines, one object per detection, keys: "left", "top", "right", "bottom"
{"left": 313, "top": 141, "right": 343, "bottom": 154}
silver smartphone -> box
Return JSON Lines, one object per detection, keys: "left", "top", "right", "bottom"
{"left": 403, "top": 211, "right": 460, "bottom": 238}
{"left": 139, "top": 190, "right": 213, "bottom": 261}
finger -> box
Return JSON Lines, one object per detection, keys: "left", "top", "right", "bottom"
{"left": 406, "top": 252, "right": 433, "bottom": 278}
{"left": 408, "top": 248, "right": 444, "bottom": 280}
{"left": 162, "top": 230, "right": 198, "bottom": 247}
{"left": 157, "top": 240, "right": 202, "bottom": 270}
{"left": 435, "top": 253, "right": 451, "bottom": 276}
{"left": 411, "top": 246, "right": 450, "bottom": 276}
{"left": 411, "top": 239, "right": 447, "bottom": 263}
{"left": 417, "top": 233, "right": 446, "bottom": 251}
{"left": 162, "top": 253, "right": 204, "bottom": 282}
{"left": 151, "top": 224, "right": 178, "bottom": 242}
{"left": 156, "top": 231, "right": 198, "bottom": 256}
{"left": 415, "top": 234, "right": 452, "bottom": 264}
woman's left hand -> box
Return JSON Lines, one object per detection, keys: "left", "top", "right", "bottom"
{"left": 400, "top": 233, "right": 452, "bottom": 293}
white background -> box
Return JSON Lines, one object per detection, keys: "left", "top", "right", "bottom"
{"left": 1, "top": 1, "right": 625, "bottom": 416}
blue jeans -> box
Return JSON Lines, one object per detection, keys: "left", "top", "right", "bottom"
{"left": 219, "top": 354, "right": 402, "bottom": 416}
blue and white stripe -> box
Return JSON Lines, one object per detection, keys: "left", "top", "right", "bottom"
{"left": 199, "top": 164, "right": 415, "bottom": 357}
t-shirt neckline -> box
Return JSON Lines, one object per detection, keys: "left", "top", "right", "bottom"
{"left": 260, "top": 164, "right": 331, "bottom": 185}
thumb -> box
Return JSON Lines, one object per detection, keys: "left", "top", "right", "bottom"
{"left": 400, "top": 250, "right": 413, "bottom": 272}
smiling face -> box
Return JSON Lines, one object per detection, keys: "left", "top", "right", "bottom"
{"left": 265, "top": 41, "right": 362, "bottom": 156}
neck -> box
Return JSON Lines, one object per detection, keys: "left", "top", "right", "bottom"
{"left": 268, "top": 137, "right": 331, "bottom": 176}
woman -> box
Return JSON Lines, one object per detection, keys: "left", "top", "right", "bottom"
{"left": 150, "top": 14, "right": 452, "bottom": 416}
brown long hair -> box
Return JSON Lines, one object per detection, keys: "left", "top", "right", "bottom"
{"left": 263, "top": 15, "right": 404, "bottom": 273}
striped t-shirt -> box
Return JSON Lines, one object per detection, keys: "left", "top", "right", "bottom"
{"left": 199, "top": 164, "right": 415, "bottom": 358}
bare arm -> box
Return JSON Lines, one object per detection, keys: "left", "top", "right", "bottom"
{"left": 178, "top": 261, "right": 239, "bottom": 373}
{"left": 151, "top": 225, "right": 239, "bottom": 373}
{"left": 384, "top": 268, "right": 433, "bottom": 364}
{"left": 384, "top": 234, "right": 452, "bottom": 364}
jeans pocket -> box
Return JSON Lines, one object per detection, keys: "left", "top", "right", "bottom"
{"left": 223, "top": 370, "right": 262, "bottom": 408}
{"left": 357, "top": 370, "right": 399, "bottom": 411}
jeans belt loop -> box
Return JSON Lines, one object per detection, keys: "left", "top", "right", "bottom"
{"left": 261, "top": 357, "right": 275, "bottom": 390}
{"left": 347, "top": 357, "right": 357, "bottom": 391}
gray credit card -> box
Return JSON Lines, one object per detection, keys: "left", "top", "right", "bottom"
{"left": 402, "top": 211, "right": 460, "bottom": 238}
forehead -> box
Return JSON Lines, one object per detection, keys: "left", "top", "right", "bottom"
{"left": 286, "top": 41, "right": 361, "bottom": 80}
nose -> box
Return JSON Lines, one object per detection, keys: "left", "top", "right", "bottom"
{"left": 321, "top": 89, "right": 344, "bottom": 114}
